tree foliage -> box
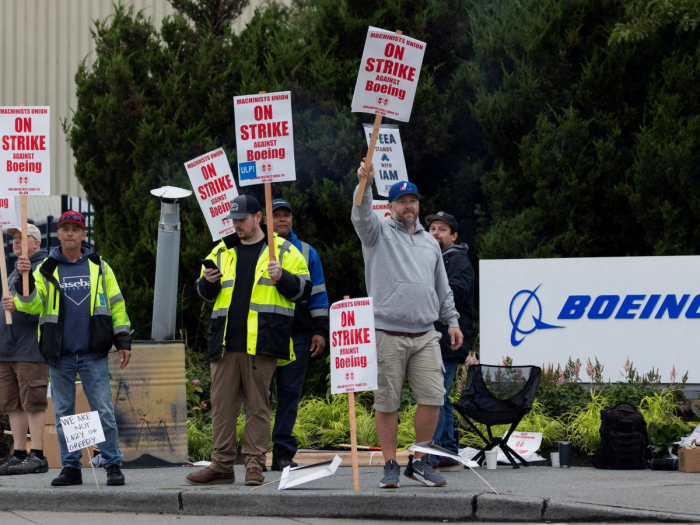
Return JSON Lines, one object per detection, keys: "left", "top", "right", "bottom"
{"left": 67, "top": 0, "right": 700, "bottom": 390}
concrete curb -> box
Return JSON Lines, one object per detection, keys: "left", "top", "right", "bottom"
{"left": 2, "top": 488, "right": 700, "bottom": 522}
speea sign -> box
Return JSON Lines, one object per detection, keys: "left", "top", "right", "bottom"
{"left": 481, "top": 256, "right": 700, "bottom": 383}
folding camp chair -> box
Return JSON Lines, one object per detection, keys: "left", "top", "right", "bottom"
{"left": 454, "top": 364, "right": 541, "bottom": 469}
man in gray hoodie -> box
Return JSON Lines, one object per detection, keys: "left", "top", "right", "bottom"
{"left": 0, "top": 223, "right": 49, "bottom": 475}
{"left": 352, "top": 162, "right": 463, "bottom": 489}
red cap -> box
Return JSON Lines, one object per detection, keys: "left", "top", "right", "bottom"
{"left": 58, "top": 211, "right": 86, "bottom": 229}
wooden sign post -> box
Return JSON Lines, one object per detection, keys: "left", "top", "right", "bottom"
{"left": 0, "top": 230, "right": 12, "bottom": 324}
{"left": 344, "top": 295, "right": 361, "bottom": 492}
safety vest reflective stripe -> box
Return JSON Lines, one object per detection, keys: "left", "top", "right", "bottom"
{"left": 211, "top": 307, "right": 228, "bottom": 319}
{"left": 110, "top": 293, "right": 124, "bottom": 305}
{"left": 94, "top": 306, "right": 112, "bottom": 316}
{"left": 258, "top": 276, "right": 274, "bottom": 286}
{"left": 311, "top": 284, "right": 326, "bottom": 295}
{"left": 221, "top": 280, "right": 234, "bottom": 288}
{"left": 113, "top": 324, "right": 130, "bottom": 335}
{"left": 300, "top": 242, "right": 310, "bottom": 264}
{"left": 310, "top": 308, "right": 328, "bottom": 318}
{"left": 250, "top": 302, "right": 294, "bottom": 317}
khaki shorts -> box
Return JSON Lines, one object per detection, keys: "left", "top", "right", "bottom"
{"left": 0, "top": 361, "right": 49, "bottom": 413}
{"left": 373, "top": 330, "right": 445, "bottom": 413}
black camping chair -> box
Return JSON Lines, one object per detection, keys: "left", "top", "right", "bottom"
{"left": 454, "top": 364, "right": 541, "bottom": 469}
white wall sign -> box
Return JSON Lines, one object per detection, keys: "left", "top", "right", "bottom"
{"left": 0, "top": 196, "right": 20, "bottom": 229}
{"left": 372, "top": 199, "right": 391, "bottom": 220}
{"left": 184, "top": 148, "right": 239, "bottom": 241}
{"left": 480, "top": 256, "right": 700, "bottom": 383}
{"left": 351, "top": 27, "right": 426, "bottom": 122}
{"left": 0, "top": 106, "right": 50, "bottom": 195}
{"left": 363, "top": 123, "right": 408, "bottom": 197}
{"left": 330, "top": 297, "right": 378, "bottom": 394}
{"left": 60, "top": 411, "right": 106, "bottom": 452}
{"left": 233, "top": 91, "right": 296, "bottom": 186}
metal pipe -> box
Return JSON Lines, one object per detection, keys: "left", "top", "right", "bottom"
{"left": 151, "top": 199, "right": 181, "bottom": 341}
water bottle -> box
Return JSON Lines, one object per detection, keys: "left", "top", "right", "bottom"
{"left": 650, "top": 458, "right": 678, "bottom": 471}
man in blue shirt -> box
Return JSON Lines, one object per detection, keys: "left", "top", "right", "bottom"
{"left": 270, "top": 199, "right": 329, "bottom": 470}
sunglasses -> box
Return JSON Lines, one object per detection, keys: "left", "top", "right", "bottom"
{"left": 59, "top": 212, "right": 85, "bottom": 224}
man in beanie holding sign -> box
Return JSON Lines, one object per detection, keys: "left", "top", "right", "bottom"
{"left": 352, "top": 163, "right": 463, "bottom": 489}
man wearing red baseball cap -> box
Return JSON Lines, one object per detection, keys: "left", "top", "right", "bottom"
{"left": 3, "top": 210, "right": 132, "bottom": 487}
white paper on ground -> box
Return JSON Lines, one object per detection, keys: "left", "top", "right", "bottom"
{"left": 278, "top": 455, "right": 342, "bottom": 490}
{"left": 408, "top": 441, "right": 479, "bottom": 468}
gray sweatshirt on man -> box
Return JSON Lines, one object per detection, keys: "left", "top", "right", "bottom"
{"left": 351, "top": 183, "right": 459, "bottom": 333}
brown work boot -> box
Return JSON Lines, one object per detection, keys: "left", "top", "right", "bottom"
{"left": 185, "top": 467, "right": 234, "bottom": 485}
{"left": 244, "top": 466, "right": 264, "bottom": 486}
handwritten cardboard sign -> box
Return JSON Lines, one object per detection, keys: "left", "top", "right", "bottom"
{"left": 233, "top": 91, "right": 296, "bottom": 186}
{"left": 184, "top": 147, "right": 239, "bottom": 241}
{"left": 363, "top": 124, "right": 408, "bottom": 197}
{"left": 351, "top": 27, "right": 426, "bottom": 122}
{"left": 0, "top": 106, "right": 50, "bottom": 195}
{"left": 60, "top": 411, "right": 106, "bottom": 452}
{"left": 330, "top": 297, "right": 377, "bottom": 394}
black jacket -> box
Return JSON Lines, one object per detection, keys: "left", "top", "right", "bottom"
{"left": 434, "top": 243, "right": 474, "bottom": 363}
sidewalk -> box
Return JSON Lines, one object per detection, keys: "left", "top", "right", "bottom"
{"left": 1, "top": 464, "right": 699, "bottom": 521}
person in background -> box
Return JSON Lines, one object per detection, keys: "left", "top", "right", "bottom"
{"left": 269, "top": 199, "right": 329, "bottom": 470}
{"left": 0, "top": 224, "right": 49, "bottom": 475}
{"left": 425, "top": 211, "right": 474, "bottom": 471}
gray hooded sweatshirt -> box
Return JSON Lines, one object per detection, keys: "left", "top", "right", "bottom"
{"left": 351, "top": 183, "right": 459, "bottom": 333}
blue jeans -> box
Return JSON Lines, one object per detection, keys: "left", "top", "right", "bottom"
{"left": 50, "top": 353, "right": 122, "bottom": 469}
{"left": 430, "top": 360, "right": 459, "bottom": 463}
{"left": 270, "top": 333, "right": 309, "bottom": 458}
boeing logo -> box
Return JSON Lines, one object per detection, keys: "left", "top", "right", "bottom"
{"left": 509, "top": 285, "right": 563, "bottom": 346}
{"left": 509, "top": 286, "right": 700, "bottom": 346}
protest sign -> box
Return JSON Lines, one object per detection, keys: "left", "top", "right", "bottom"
{"left": 0, "top": 196, "right": 19, "bottom": 229}
{"left": 372, "top": 199, "right": 391, "bottom": 220}
{"left": 0, "top": 107, "right": 50, "bottom": 195}
{"left": 233, "top": 91, "right": 296, "bottom": 187}
{"left": 184, "top": 148, "right": 239, "bottom": 241}
{"left": 278, "top": 455, "right": 342, "bottom": 490}
{"left": 330, "top": 297, "right": 378, "bottom": 394}
{"left": 0, "top": 196, "right": 19, "bottom": 324}
{"left": 363, "top": 124, "right": 408, "bottom": 197}
{"left": 60, "top": 411, "right": 106, "bottom": 452}
{"left": 351, "top": 28, "right": 426, "bottom": 122}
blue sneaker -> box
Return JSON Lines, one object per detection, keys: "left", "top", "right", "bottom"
{"left": 405, "top": 455, "right": 446, "bottom": 487}
{"left": 380, "top": 459, "right": 400, "bottom": 488}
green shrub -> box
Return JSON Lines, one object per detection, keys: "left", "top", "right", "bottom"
{"left": 187, "top": 419, "right": 213, "bottom": 462}
{"left": 640, "top": 389, "right": 695, "bottom": 456}
{"left": 565, "top": 390, "right": 611, "bottom": 455}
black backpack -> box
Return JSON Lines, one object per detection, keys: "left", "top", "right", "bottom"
{"left": 594, "top": 402, "right": 651, "bottom": 469}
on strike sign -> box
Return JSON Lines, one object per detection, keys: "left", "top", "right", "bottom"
{"left": 351, "top": 27, "right": 426, "bottom": 122}
{"left": 233, "top": 91, "right": 296, "bottom": 186}
{"left": 330, "top": 297, "right": 377, "bottom": 394}
{"left": 0, "top": 196, "right": 20, "bottom": 229}
{"left": 0, "top": 106, "right": 50, "bottom": 195}
{"left": 363, "top": 123, "right": 408, "bottom": 197}
{"left": 184, "top": 148, "right": 239, "bottom": 241}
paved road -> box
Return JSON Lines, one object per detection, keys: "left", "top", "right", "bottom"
{"left": 1, "top": 464, "right": 699, "bottom": 521}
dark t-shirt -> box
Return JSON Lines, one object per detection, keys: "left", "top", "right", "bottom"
{"left": 225, "top": 238, "right": 265, "bottom": 352}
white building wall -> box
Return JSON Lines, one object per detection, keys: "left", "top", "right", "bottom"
{"left": 1, "top": 0, "right": 287, "bottom": 198}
